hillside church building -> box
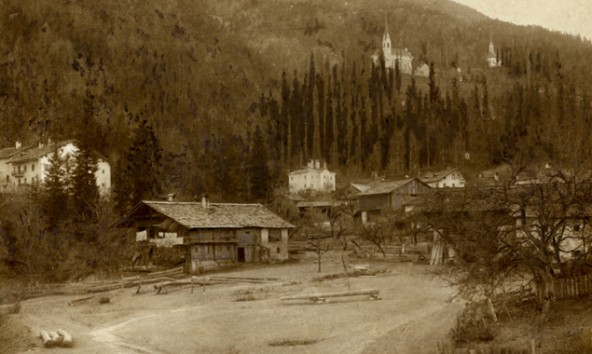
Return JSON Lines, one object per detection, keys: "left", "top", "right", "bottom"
{"left": 371, "top": 17, "right": 413, "bottom": 74}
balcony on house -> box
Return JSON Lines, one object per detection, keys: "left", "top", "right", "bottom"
{"left": 11, "top": 168, "right": 24, "bottom": 178}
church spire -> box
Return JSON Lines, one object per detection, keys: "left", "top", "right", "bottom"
{"left": 382, "top": 13, "right": 391, "bottom": 54}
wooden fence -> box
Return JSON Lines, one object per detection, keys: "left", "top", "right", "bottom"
{"left": 535, "top": 273, "right": 592, "bottom": 300}
{"left": 537, "top": 273, "right": 592, "bottom": 300}
{"left": 436, "top": 339, "right": 538, "bottom": 354}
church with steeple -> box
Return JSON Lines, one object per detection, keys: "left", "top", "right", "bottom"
{"left": 487, "top": 37, "right": 500, "bottom": 68}
{"left": 371, "top": 15, "right": 413, "bottom": 74}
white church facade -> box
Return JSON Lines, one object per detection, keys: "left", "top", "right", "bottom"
{"left": 487, "top": 38, "right": 501, "bottom": 68}
{"left": 371, "top": 17, "right": 413, "bottom": 74}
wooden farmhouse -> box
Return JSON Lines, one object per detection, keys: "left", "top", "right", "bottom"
{"left": 420, "top": 168, "right": 466, "bottom": 189}
{"left": 357, "top": 177, "right": 432, "bottom": 223}
{"left": 118, "top": 198, "right": 294, "bottom": 273}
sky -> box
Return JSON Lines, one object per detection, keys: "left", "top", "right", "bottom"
{"left": 451, "top": 0, "right": 592, "bottom": 40}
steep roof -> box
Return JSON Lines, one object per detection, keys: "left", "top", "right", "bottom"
{"left": 0, "top": 147, "right": 21, "bottom": 160}
{"left": 421, "top": 168, "right": 462, "bottom": 184}
{"left": 127, "top": 201, "right": 294, "bottom": 230}
{"left": 358, "top": 178, "right": 428, "bottom": 196}
{"left": 10, "top": 139, "right": 77, "bottom": 163}
{"left": 289, "top": 167, "right": 335, "bottom": 176}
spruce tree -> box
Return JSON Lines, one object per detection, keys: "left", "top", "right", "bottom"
{"left": 41, "top": 148, "right": 68, "bottom": 232}
{"left": 113, "top": 118, "right": 162, "bottom": 213}
{"left": 70, "top": 144, "right": 99, "bottom": 222}
{"left": 248, "top": 126, "right": 271, "bottom": 200}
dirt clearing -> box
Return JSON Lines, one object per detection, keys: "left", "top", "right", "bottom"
{"left": 5, "top": 253, "right": 461, "bottom": 354}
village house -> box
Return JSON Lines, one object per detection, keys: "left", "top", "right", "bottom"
{"left": 512, "top": 203, "right": 592, "bottom": 262}
{"left": 421, "top": 168, "right": 466, "bottom": 189}
{"left": 8, "top": 139, "right": 111, "bottom": 195}
{"left": 357, "top": 177, "right": 432, "bottom": 224}
{"left": 414, "top": 63, "right": 430, "bottom": 78}
{"left": 371, "top": 17, "right": 413, "bottom": 74}
{"left": 288, "top": 159, "right": 336, "bottom": 195}
{"left": 118, "top": 197, "right": 294, "bottom": 273}
{"left": 0, "top": 141, "right": 26, "bottom": 190}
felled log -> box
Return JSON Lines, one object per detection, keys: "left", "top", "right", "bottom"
{"left": 281, "top": 289, "right": 380, "bottom": 301}
{"left": 48, "top": 331, "right": 62, "bottom": 345}
{"left": 68, "top": 296, "right": 95, "bottom": 306}
{"left": 209, "top": 276, "right": 280, "bottom": 283}
{"left": 86, "top": 276, "right": 174, "bottom": 293}
{"left": 57, "top": 329, "right": 73, "bottom": 347}
{"left": 144, "top": 267, "right": 183, "bottom": 278}
{"left": 39, "top": 330, "right": 52, "bottom": 346}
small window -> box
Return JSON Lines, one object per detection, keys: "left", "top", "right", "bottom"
{"left": 24, "top": 178, "right": 26, "bottom": 184}
{"left": 24, "top": 165, "right": 27, "bottom": 172}
{"left": 32, "top": 164, "right": 35, "bottom": 171}
{"left": 574, "top": 225, "right": 581, "bottom": 232}
{"left": 276, "top": 247, "right": 281, "bottom": 253}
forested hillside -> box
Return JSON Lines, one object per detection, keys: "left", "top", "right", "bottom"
{"left": 1, "top": 0, "right": 591, "bottom": 204}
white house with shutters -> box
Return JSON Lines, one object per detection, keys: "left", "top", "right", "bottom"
{"left": 8, "top": 139, "right": 111, "bottom": 195}
{"left": 288, "top": 159, "right": 336, "bottom": 195}
{"left": 421, "top": 168, "right": 465, "bottom": 189}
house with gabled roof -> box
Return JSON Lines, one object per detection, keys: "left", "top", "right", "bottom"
{"left": 8, "top": 139, "right": 111, "bottom": 195}
{"left": 288, "top": 159, "right": 336, "bottom": 195}
{"left": 421, "top": 168, "right": 465, "bottom": 189}
{"left": 357, "top": 177, "right": 432, "bottom": 223}
{"left": 117, "top": 196, "right": 295, "bottom": 273}
{"left": 0, "top": 141, "right": 28, "bottom": 189}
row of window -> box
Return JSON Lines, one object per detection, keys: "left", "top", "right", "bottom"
{"left": 14, "top": 164, "right": 36, "bottom": 173}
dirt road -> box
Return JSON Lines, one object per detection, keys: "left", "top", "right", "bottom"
{"left": 6, "top": 254, "right": 461, "bottom": 354}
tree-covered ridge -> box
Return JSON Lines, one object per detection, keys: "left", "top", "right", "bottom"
{"left": 0, "top": 0, "right": 590, "bottom": 202}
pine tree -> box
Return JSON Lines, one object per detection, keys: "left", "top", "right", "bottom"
{"left": 70, "top": 144, "right": 100, "bottom": 222}
{"left": 41, "top": 147, "right": 69, "bottom": 232}
{"left": 113, "top": 118, "right": 162, "bottom": 213}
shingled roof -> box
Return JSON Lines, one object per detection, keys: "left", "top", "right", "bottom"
{"left": 10, "top": 139, "right": 77, "bottom": 163}
{"left": 126, "top": 201, "right": 294, "bottom": 230}
{"left": 358, "top": 178, "right": 426, "bottom": 196}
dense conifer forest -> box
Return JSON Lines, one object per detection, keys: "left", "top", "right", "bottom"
{"left": 0, "top": 0, "right": 591, "bottom": 205}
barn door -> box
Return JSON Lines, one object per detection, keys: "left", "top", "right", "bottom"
{"left": 237, "top": 247, "right": 246, "bottom": 262}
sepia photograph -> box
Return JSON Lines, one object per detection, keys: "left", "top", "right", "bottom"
{"left": 1, "top": 0, "right": 592, "bottom": 353}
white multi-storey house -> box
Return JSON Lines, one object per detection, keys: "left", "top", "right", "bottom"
{"left": 288, "top": 159, "right": 336, "bottom": 195}
{"left": 9, "top": 139, "right": 111, "bottom": 196}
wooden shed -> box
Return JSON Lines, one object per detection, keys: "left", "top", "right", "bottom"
{"left": 357, "top": 178, "right": 432, "bottom": 223}
{"left": 118, "top": 199, "right": 294, "bottom": 273}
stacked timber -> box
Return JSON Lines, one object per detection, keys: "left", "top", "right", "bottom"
{"left": 39, "top": 329, "right": 73, "bottom": 348}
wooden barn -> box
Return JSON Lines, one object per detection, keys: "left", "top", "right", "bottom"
{"left": 118, "top": 198, "right": 294, "bottom": 273}
{"left": 357, "top": 178, "right": 432, "bottom": 223}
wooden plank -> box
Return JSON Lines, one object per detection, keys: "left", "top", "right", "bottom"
{"left": 281, "top": 289, "right": 379, "bottom": 301}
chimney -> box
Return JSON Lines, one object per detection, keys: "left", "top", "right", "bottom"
{"left": 315, "top": 160, "right": 320, "bottom": 169}
{"left": 15, "top": 141, "right": 21, "bottom": 149}
{"left": 307, "top": 160, "right": 314, "bottom": 169}
{"left": 201, "top": 194, "right": 209, "bottom": 209}
{"left": 167, "top": 193, "right": 176, "bottom": 201}
{"left": 494, "top": 172, "right": 499, "bottom": 181}
{"left": 323, "top": 161, "right": 327, "bottom": 169}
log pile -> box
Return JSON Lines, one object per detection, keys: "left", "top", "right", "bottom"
{"left": 39, "top": 329, "right": 73, "bottom": 348}
{"left": 153, "top": 275, "right": 282, "bottom": 294}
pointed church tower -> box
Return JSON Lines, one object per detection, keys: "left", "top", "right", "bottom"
{"left": 382, "top": 14, "right": 392, "bottom": 56}
{"left": 487, "top": 35, "right": 498, "bottom": 67}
